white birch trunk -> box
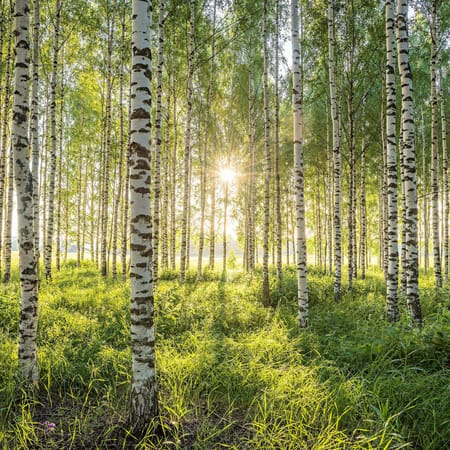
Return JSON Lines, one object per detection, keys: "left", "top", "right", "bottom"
{"left": 274, "top": 0, "right": 282, "bottom": 280}
{"left": 396, "top": 0, "right": 422, "bottom": 325}
{"left": 440, "top": 68, "right": 448, "bottom": 283}
{"left": 44, "top": 0, "right": 61, "bottom": 279}
{"left": 30, "top": 0, "right": 40, "bottom": 268}
{"left": 292, "top": 0, "right": 308, "bottom": 327}
{"left": 152, "top": 0, "right": 165, "bottom": 283}
{"left": 385, "top": 0, "right": 399, "bottom": 321}
{"left": 262, "top": 0, "right": 271, "bottom": 306}
{"left": 13, "top": 0, "right": 39, "bottom": 383}
{"left": 179, "top": 0, "right": 195, "bottom": 282}
{"left": 128, "top": 0, "right": 157, "bottom": 432}
{"left": 328, "top": 0, "right": 341, "bottom": 301}
{"left": 430, "top": 1, "right": 442, "bottom": 287}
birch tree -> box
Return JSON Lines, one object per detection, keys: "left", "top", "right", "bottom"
{"left": 396, "top": 0, "right": 422, "bottom": 325}
{"left": 128, "top": 0, "right": 158, "bottom": 432}
{"left": 385, "top": 0, "right": 399, "bottom": 322}
{"left": 179, "top": 0, "right": 195, "bottom": 282}
{"left": 262, "top": 0, "right": 271, "bottom": 306}
{"left": 430, "top": 0, "right": 442, "bottom": 288}
{"left": 440, "top": 68, "right": 448, "bottom": 283}
{"left": 328, "top": 0, "right": 341, "bottom": 301}
{"left": 152, "top": 0, "right": 165, "bottom": 283}
{"left": 274, "top": 0, "right": 282, "bottom": 280}
{"left": 31, "top": 0, "right": 40, "bottom": 267}
{"left": 292, "top": 0, "right": 308, "bottom": 327}
{"left": 44, "top": 0, "right": 61, "bottom": 279}
{"left": 13, "top": 0, "right": 39, "bottom": 383}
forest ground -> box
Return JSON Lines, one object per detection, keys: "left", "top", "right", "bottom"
{"left": 0, "top": 260, "right": 449, "bottom": 449}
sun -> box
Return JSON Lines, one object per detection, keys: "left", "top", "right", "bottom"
{"left": 219, "top": 167, "right": 236, "bottom": 183}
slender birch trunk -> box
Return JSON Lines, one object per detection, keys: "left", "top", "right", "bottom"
{"left": 440, "top": 68, "right": 448, "bottom": 283}
{"left": 328, "top": 0, "right": 341, "bottom": 301}
{"left": 169, "top": 79, "right": 177, "bottom": 271}
{"left": 128, "top": 0, "right": 157, "bottom": 432}
{"left": 248, "top": 65, "right": 256, "bottom": 271}
{"left": 179, "top": 0, "right": 195, "bottom": 281}
{"left": 209, "top": 178, "right": 216, "bottom": 270}
{"left": 122, "top": 155, "right": 130, "bottom": 281}
{"left": 326, "top": 106, "right": 333, "bottom": 275}
{"left": 30, "top": 0, "right": 40, "bottom": 268}
{"left": 0, "top": 9, "right": 12, "bottom": 277}
{"left": 56, "top": 63, "right": 64, "bottom": 271}
{"left": 359, "top": 142, "right": 367, "bottom": 279}
{"left": 161, "top": 114, "right": 170, "bottom": 269}
{"left": 101, "top": 3, "right": 114, "bottom": 277}
{"left": 347, "top": 0, "right": 356, "bottom": 287}
{"left": 63, "top": 161, "right": 69, "bottom": 262}
{"left": 262, "top": 0, "right": 271, "bottom": 306}
{"left": 385, "top": 0, "right": 399, "bottom": 321}
{"left": 274, "top": 0, "right": 282, "bottom": 280}
{"left": 44, "top": 0, "right": 61, "bottom": 279}
{"left": 81, "top": 150, "right": 88, "bottom": 261}
{"left": 114, "top": 11, "right": 126, "bottom": 277}
{"left": 77, "top": 148, "right": 83, "bottom": 267}
{"left": 396, "top": 0, "right": 422, "bottom": 325}
{"left": 222, "top": 180, "right": 228, "bottom": 274}
{"left": 430, "top": 0, "right": 442, "bottom": 288}
{"left": 421, "top": 112, "right": 429, "bottom": 272}
{"left": 186, "top": 146, "right": 192, "bottom": 271}
{"left": 13, "top": 0, "right": 39, "bottom": 383}
{"left": 197, "top": 0, "right": 216, "bottom": 280}
{"left": 152, "top": 0, "right": 165, "bottom": 283}
{"left": 292, "top": 0, "right": 308, "bottom": 327}
{"left": 3, "top": 149, "right": 13, "bottom": 282}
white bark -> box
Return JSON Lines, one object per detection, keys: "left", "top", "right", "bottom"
{"left": 385, "top": 0, "right": 399, "bottom": 321}
{"left": 129, "top": 0, "right": 157, "bottom": 432}
{"left": 44, "top": 0, "right": 61, "bottom": 279}
{"left": 262, "top": 0, "right": 271, "bottom": 306}
{"left": 292, "top": 0, "right": 308, "bottom": 327}
{"left": 396, "top": 0, "right": 422, "bottom": 325}
{"left": 13, "top": 0, "right": 39, "bottom": 383}
{"left": 328, "top": 0, "right": 341, "bottom": 301}
{"left": 430, "top": 0, "right": 442, "bottom": 287}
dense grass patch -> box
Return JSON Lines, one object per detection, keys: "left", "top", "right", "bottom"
{"left": 1, "top": 261, "right": 449, "bottom": 448}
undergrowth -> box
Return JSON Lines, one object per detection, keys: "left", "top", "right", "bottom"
{"left": 0, "top": 261, "right": 449, "bottom": 448}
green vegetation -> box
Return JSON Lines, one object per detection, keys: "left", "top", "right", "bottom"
{"left": 1, "top": 262, "right": 449, "bottom": 449}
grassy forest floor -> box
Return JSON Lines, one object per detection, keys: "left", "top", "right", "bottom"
{"left": 0, "top": 262, "right": 450, "bottom": 449}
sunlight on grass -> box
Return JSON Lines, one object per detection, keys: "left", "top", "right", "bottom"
{"left": 0, "top": 263, "right": 449, "bottom": 448}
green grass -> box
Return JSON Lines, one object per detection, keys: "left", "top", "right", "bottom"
{"left": 1, "top": 261, "right": 449, "bottom": 448}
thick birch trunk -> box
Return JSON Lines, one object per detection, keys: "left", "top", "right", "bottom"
{"left": 128, "top": 0, "right": 157, "bottom": 433}
{"left": 13, "top": 0, "right": 39, "bottom": 383}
